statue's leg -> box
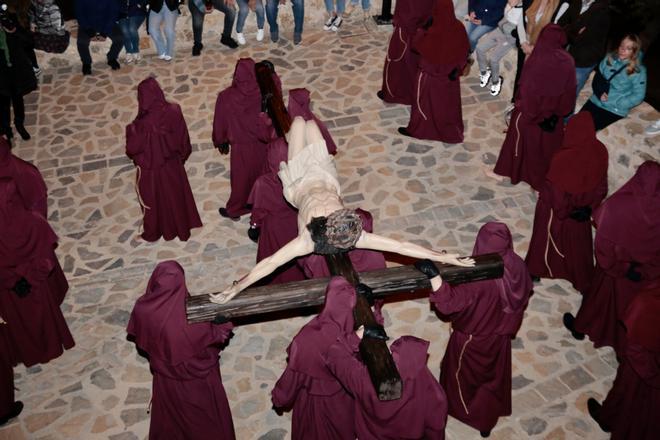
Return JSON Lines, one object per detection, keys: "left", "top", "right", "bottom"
{"left": 288, "top": 116, "right": 307, "bottom": 160}
{"left": 304, "top": 119, "right": 324, "bottom": 145}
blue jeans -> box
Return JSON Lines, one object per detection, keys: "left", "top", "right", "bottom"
{"left": 350, "top": 0, "right": 370, "bottom": 8}
{"left": 265, "top": 0, "right": 304, "bottom": 38}
{"left": 465, "top": 22, "right": 496, "bottom": 52}
{"left": 188, "top": 0, "right": 236, "bottom": 44}
{"left": 575, "top": 64, "right": 596, "bottom": 96}
{"left": 237, "top": 0, "right": 265, "bottom": 32}
{"left": 149, "top": 7, "right": 178, "bottom": 57}
{"left": 324, "top": 0, "right": 345, "bottom": 14}
{"left": 118, "top": 15, "right": 145, "bottom": 53}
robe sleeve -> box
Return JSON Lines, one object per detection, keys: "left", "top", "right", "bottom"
{"left": 173, "top": 105, "right": 192, "bottom": 163}
{"left": 125, "top": 123, "right": 143, "bottom": 159}
{"left": 15, "top": 164, "right": 48, "bottom": 218}
{"left": 594, "top": 238, "right": 628, "bottom": 277}
{"left": 627, "top": 345, "right": 660, "bottom": 388}
{"left": 208, "top": 322, "right": 233, "bottom": 346}
{"left": 212, "top": 94, "right": 230, "bottom": 148}
{"left": 271, "top": 367, "right": 306, "bottom": 409}
{"left": 0, "top": 267, "right": 19, "bottom": 290}
{"left": 429, "top": 283, "right": 473, "bottom": 316}
{"left": 248, "top": 178, "right": 268, "bottom": 227}
{"left": 324, "top": 334, "right": 369, "bottom": 400}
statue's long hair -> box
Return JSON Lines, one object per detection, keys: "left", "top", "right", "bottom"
{"left": 255, "top": 61, "right": 291, "bottom": 138}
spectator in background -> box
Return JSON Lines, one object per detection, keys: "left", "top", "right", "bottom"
{"left": 236, "top": 0, "right": 265, "bottom": 45}
{"left": 323, "top": 0, "right": 345, "bottom": 33}
{"left": 118, "top": 0, "right": 147, "bottom": 64}
{"left": 265, "top": 0, "right": 304, "bottom": 45}
{"left": 344, "top": 0, "right": 370, "bottom": 19}
{"left": 579, "top": 33, "right": 647, "bottom": 130}
{"left": 188, "top": 0, "right": 238, "bottom": 56}
{"left": 465, "top": 0, "right": 508, "bottom": 53}
{"left": 148, "top": 0, "right": 181, "bottom": 61}
{"left": 75, "top": 0, "right": 123, "bottom": 75}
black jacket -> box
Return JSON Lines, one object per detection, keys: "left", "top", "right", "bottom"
{"left": 558, "top": 0, "right": 611, "bottom": 67}
{"left": 0, "top": 26, "right": 38, "bottom": 97}
{"left": 148, "top": 0, "right": 181, "bottom": 13}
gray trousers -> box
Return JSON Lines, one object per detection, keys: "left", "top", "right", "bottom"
{"left": 475, "top": 24, "right": 516, "bottom": 82}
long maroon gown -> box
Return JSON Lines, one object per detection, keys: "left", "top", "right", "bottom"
{"left": 379, "top": 0, "right": 435, "bottom": 105}
{"left": 598, "top": 284, "right": 660, "bottom": 439}
{"left": 271, "top": 277, "right": 357, "bottom": 440}
{"left": 0, "top": 137, "right": 47, "bottom": 217}
{"left": 574, "top": 161, "right": 660, "bottom": 355}
{"left": 213, "top": 58, "right": 269, "bottom": 218}
{"left": 287, "top": 88, "right": 337, "bottom": 155}
{"left": 525, "top": 113, "right": 608, "bottom": 294}
{"left": 404, "top": 0, "right": 469, "bottom": 144}
{"left": 432, "top": 222, "right": 532, "bottom": 433}
{"left": 126, "top": 77, "right": 202, "bottom": 242}
{"left": 494, "top": 24, "right": 577, "bottom": 191}
{"left": 127, "top": 261, "right": 235, "bottom": 440}
{"left": 325, "top": 334, "right": 448, "bottom": 440}
{"left": 248, "top": 137, "right": 305, "bottom": 284}
{"left": 0, "top": 179, "right": 74, "bottom": 368}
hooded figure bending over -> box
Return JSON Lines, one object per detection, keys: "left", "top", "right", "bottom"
{"left": 211, "top": 117, "right": 474, "bottom": 304}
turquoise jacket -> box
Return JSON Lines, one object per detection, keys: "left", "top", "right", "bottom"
{"left": 589, "top": 54, "right": 647, "bottom": 117}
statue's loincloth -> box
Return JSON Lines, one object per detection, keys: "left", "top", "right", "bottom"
{"left": 306, "top": 209, "right": 363, "bottom": 255}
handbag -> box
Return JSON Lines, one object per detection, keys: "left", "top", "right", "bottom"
{"left": 592, "top": 63, "right": 627, "bottom": 97}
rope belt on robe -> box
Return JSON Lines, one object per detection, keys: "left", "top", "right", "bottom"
{"left": 455, "top": 331, "right": 474, "bottom": 415}
{"left": 543, "top": 208, "right": 565, "bottom": 277}
{"left": 385, "top": 28, "right": 408, "bottom": 98}
{"left": 134, "top": 165, "right": 151, "bottom": 233}
{"left": 513, "top": 112, "right": 522, "bottom": 157}
{"left": 416, "top": 72, "right": 428, "bottom": 121}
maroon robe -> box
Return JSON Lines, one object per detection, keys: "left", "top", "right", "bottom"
{"left": 126, "top": 78, "right": 202, "bottom": 242}
{"left": 248, "top": 138, "right": 305, "bottom": 284}
{"left": 404, "top": 0, "right": 469, "bottom": 144}
{"left": 213, "top": 58, "right": 269, "bottom": 218}
{"left": 525, "top": 113, "right": 608, "bottom": 294}
{"left": 325, "top": 334, "right": 448, "bottom": 440}
{"left": 0, "top": 324, "right": 15, "bottom": 420}
{"left": 432, "top": 222, "right": 532, "bottom": 433}
{"left": 494, "top": 24, "right": 577, "bottom": 190}
{"left": 0, "top": 179, "right": 74, "bottom": 367}
{"left": 380, "top": 0, "right": 435, "bottom": 105}
{"left": 0, "top": 137, "right": 47, "bottom": 217}
{"left": 598, "top": 285, "right": 660, "bottom": 439}
{"left": 127, "top": 261, "right": 235, "bottom": 440}
{"left": 299, "top": 208, "right": 386, "bottom": 278}
{"left": 575, "top": 161, "right": 660, "bottom": 355}
{"left": 271, "top": 277, "right": 357, "bottom": 440}
{"left": 287, "top": 88, "right": 337, "bottom": 155}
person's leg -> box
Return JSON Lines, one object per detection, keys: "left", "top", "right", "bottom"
{"left": 130, "top": 15, "right": 146, "bottom": 54}
{"left": 324, "top": 0, "right": 335, "bottom": 14}
{"left": 188, "top": 1, "right": 204, "bottom": 46}
{"left": 236, "top": 0, "right": 249, "bottom": 34}
{"left": 11, "top": 95, "right": 29, "bottom": 140}
{"left": 214, "top": 0, "right": 238, "bottom": 46}
{"left": 579, "top": 100, "right": 623, "bottom": 131}
{"left": 575, "top": 65, "right": 596, "bottom": 96}
{"left": 291, "top": 0, "right": 304, "bottom": 39}
{"left": 488, "top": 32, "right": 513, "bottom": 81}
{"left": 107, "top": 24, "right": 124, "bottom": 63}
{"left": 475, "top": 32, "right": 498, "bottom": 76}
{"left": 255, "top": 0, "right": 265, "bottom": 30}
{"left": 0, "top": 95, "right": 12, "bottom": 139}
{"left": 265, "top": 0, "right": 279, "bottom": 40}
{"left": 76, "top": 26, "right": 93, "bottom": 67}
{"left": 468, "top": 24, "right": 496, "bottom": 52}
{"left": 117, "top": 18, "right": 133, "bottom": 53}
{"left": 148, "top": 10, "right": 166, "bottom": 56}
{"left": 162, "top": 7, "right": 178, "bottom": 57}
{"left": 336, "top": 0, "right": 346, "bottom": 15}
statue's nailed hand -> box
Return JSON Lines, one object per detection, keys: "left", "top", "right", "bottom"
{"left": 210, "top": 283, "right": 242, "bottom": 304}
{"left": 437, "top": 253, "right": 475, "bottom": 267}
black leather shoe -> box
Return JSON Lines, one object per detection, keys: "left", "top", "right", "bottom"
{"left": 82, "top": 63, "right": 92, "bottom": 75}
{"left": 247, "top": 226, "right": 260, "bottom": 243}
{"left": 15, "top": 125, "right": 30, "bottom": 141}
{"left": 397, "top": 127, "right": 411, "bottom": 137}
{"left": 587, "top": 398, "right": 610, "bottom": 433}
{"left": 107, "top": 59, "right": 120, "bottom": 70}
{"left": 563, "top": 313, "right": 585, "bottom": 340}
{"left": 219, "top": 207, "right": 240, "bottom": 221}
{"left": 192, "top": 43, "right": 203, "bottom": 56}
{"left": 376, "top": 90, "right": 385, "bottom": 101}
{"left": 414, "top": 259, "right": 440, "bottom": 279}
{"left": 220, "top": 35, "right": 239, "bottom": 49}
{"left": 480, "top": 431, "right": 491, "bottom": 438}
{"left": 0, "top": 401, "right": 23, "bottom": 426}
{"left": 531, "top": 275, "right": 541, "bottom": 282}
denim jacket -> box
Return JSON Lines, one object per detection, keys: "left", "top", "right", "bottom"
{"left": 589, "top": 54, "right": 647, "bottom": 117}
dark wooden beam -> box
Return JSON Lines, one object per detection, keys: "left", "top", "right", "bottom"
{"left": 186, "top": 253, "right": 502, "bottom": 323}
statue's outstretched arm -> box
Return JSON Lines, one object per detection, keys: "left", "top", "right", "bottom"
{"left": 210, "top": 234, "right": 314, "bottom": 304}
{"left": 356, "top": 232, "right": 475, "bottom": 267}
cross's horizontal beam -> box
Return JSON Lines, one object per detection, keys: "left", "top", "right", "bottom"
{"left": 186, "top": 254, "right": 503, "bottom": 323}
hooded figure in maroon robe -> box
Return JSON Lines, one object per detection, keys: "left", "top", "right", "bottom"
{"left": 299, "top": 208, "right": 386, "bottom": 279}
{"left": 378, "top": 0, "right": 435, "bottom": 105}
{"left": 0, "top": 137, "right": 47, "bottom": 217}
{"left": 271, "top": 277, "right": 357, "bottom": 440}
{"left": 399, "top": 0, "right": 469, "bottom": 144}
{"left": 494, "top": 24, "right": 577, "bottom": 191}
{"left": 0, "top": 179, "right": 74, "bottom": 368}
{"left": 213, "top": 58, "right": 270, "bottom": 219}
{"left": 126, "top": 77, "right": 202, "bottom": 242}
{"left": 247, "top": 139, "right": 305, "bottom": 284}
{"left": 572, "top": 161, "right": 660, "bottom": 355}
{"left": 426, "top": 222, "right": 532, "bottom": 435}
{"left": 590, "top": 283, "right": 660, "bottom": 439}
{"left": 525, "top": 113, "right": 608, "bottom": 294}
{"left": 324, "top": 333, "right": 448, "bottom": 440}
{"left": 287, "top": 88, "right": 337, "bottom": 155}
{"left": 127, "top": 261, "right": 235, "bottom": 440}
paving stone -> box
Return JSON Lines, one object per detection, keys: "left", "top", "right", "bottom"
{"left": 520, "top": 417, "right": 548, "bottom": 435}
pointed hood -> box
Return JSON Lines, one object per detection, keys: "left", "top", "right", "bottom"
{"left": 414, "top": 0, "right": 469, "bottom": 66}
{"left": 391, "top": 335, "right": 429, "bottom": 379}
{"left": 232, "top": 58, "right": 260, "bottom": 97}
{"left": 137, "top": 77, "right": 167, "bottom": 118}
{"left": 393, "top": 0, "right": 435, "bottom": 34}
{"left": 623, "top": 283, "right": 660, "bottom": 352}
{"left": 317, "top": 277, "right": 357, "bottom": 333}
{"left": 287, "top": 88, "right": 337, "bottom": 155}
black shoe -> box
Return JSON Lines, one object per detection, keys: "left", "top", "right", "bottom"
{"left": 220, "top": 35, "right": 239, "bottom": 49}
{"left": 587, "top": 398, "right": 610, "bottom": 433}
{"left": 414, "top": 259, "right": 440, "bottom": 279}
{"left": 0, "top": 401, "right": 23, "bottom": 426}
{"left": 376, "top": 90, "right": 385, "bottom": 101}
{"left": 82, "top": 63, "right": 92, "bottom": 75}
{"left": 107, "top": 59, "right": 120, "bottom": 70}
{"left": 219, "top": 207, "right": 240, "bottom": 221}
{"left": 192, "top": 43, "right": 203, "bottom": 56}
{"left": 247, "top": 226, "right": 260, "bottom": 243}
{"left": 480, "top": 431, "right": 491, "bottom": 438}
{"left": 563, "top": 313, "right": 585, "bottom": 340}
{"left": 531, "top": 275, "right": 541, "bottom": 282}
{"left": 397, "top": 127, "right": 412, "bottom": 137}
{"left": 15, "top": 125, "right": 30, "bottom": 141}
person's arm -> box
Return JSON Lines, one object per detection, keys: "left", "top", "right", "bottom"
{"left": 210, "top": 233, "right": 314, "bottom": 303}
{"left": 175, "top": 105, "right": 193, "bottom": 162}
{"left": 212, "top": 94, "right": 230, "bottom": 151}
{"left": 356, "top": 231, "right": 475, "bottom": 267}
{"left": 271, "top": 368, "right": 305, "bottom": 409}
{"left": 612, "top": 68, "right": 647, "bottom": 112}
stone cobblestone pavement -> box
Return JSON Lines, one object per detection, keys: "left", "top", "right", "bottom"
{"left": 1, "top": 6, "right": 659, "bottom": 440}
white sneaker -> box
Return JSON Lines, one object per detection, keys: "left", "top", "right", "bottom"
{"left": 158, "top": 53, "right": 167, "bottom": 60}
{"left": 237, "top": 32, "right": 246, "bottom": 45}
{"left": 323, "top": 16, "right": 336, "bottom": 31}
{"left": 256, "top": 29, "right": 264, "bottom": 42}
{"left": 134, "top": 53, "right": 142, "bottom": 62}
{"left": 331, "top": 16, "right": 343, "bottom": 32}
{"left": 479, "top": 69, "right": 491, "bottom": 88}
{"left": 645, "top": 120, "right": 660, "bottom": 136}
{"left": 344, "top": 2, "right": 355, "bottom": 17}
{"left": 490, "top": 76, "right": 503, "bottom": 96}
{"left": 125, "top": 53, "right": 134, "bottom": 64}
{"left": 163, "top": 54, "right": 172, "bottom": 61}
